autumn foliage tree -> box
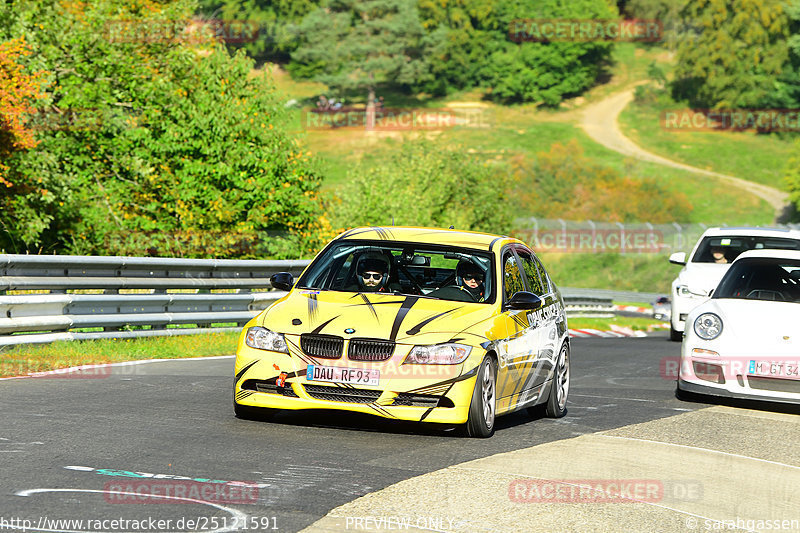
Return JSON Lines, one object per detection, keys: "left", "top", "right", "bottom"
{"left": 0, "top": 37, "right": 44, "bottom": 188}
{"left": 514, "top": 140, "right": 693, "bottom": 223}
{"left": 0, "top": 0, "right": 328, "bottom": 257}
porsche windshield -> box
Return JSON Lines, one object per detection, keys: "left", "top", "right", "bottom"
{"left": 296, "top": 241, "right": 496, "bottom": 304}
{"left": 691, "top": 236, "right": 800, "bottom": 264}
{"left": 713, "top": 258, "right": 800, "bottom": 303}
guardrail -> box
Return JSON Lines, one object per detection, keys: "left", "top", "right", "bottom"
{"left": 0, "top": 254, "right": 307, "bottom": 346}
{"left": 0, "top": 254, "right": 663, "bottom": 346}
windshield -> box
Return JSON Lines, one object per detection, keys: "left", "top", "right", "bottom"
{"left": 691, "top": 235, "right": 800, "bottom": 264}
{"left": 713, "top": 258, "right": 800, "bottom": 302}
{"left": 296, "top": 241, "right": 496, "bottom": 304}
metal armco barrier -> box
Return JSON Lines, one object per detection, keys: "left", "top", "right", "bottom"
{"left": 0, "top": 254, "right": 309, "bottom": 346}
{"left": 0, "top": 254, "right": 663, "bottom": 346}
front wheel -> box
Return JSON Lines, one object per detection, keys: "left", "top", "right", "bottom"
{"left": 464, "top": 356, "right": 496, "bottom": 438}
{"left": 669, "top": 326, "right": 682, "bottom": 342}
{"left": 545, "top": 343, "right": 570, "bottom": 418}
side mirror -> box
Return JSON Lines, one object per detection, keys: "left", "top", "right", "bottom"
{"left": 505, "top": 291, "right": 543, "bottom": 311}
{"left": 669, "top": 252, "right": 687, "bottom": 266}
{"left": 270, "top": 272, "right": 294, "bottom": 292}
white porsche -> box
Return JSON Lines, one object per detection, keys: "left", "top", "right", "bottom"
{"left": 668, "top": 227, "right": 800, "bottom": 341}
{"left": 677, "top": 250, "right": 800, "bottom": 405}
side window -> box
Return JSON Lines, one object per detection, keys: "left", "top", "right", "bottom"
{"left": 503, "top": 252, "right": 525, "bottom": 301}
{"left": 517, "top": 250, "right": 546, "bottom": 297}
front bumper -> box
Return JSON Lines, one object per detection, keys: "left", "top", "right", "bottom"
{"left": 234, "top": 353, "right": 478, "bottom": 425}
{"left": 677, "top": 378, "right": 800, "bottom": 405}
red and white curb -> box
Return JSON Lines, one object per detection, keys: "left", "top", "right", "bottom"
{"left": 569, "top": 327, "right": 647, "bottom": 338}
{"left": 613, "top": 304, "right": 652, "bottom": 315}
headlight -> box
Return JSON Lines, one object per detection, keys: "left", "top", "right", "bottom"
{"left": 694, "top": 313, "right": 723, "bottom": 340}
{"left": 245, "top": 326, "right": 288, "bottom": 353}
{"left": 405, "top": 343, "right": 472, "bottom": 365}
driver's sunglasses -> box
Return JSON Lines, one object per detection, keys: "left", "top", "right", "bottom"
{"left": 361, "top": 272, "right": 383, "bottom": 281}
{"left": 463, "top": 274, "right": 480, "bottom": 281}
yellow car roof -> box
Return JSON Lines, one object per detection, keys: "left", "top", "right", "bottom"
{"left": 335, "top": 226, "right": 518, "bottom": 251}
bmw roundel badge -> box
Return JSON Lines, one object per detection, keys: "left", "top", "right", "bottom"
{"left": 344, "top": 328, "right": 355, "bottom": 334}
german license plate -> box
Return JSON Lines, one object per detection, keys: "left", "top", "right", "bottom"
{"left": 748, "top": 360, "right": 800, "bottom": 379}
{"left": 306, "top": 364, "right": 380, "bottom": 386}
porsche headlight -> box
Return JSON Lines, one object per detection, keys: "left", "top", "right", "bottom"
{"left": 405, "top": 343, "right": 471, "bottom": 365}
{"left": 245, "top": 326, "right": 288, "bottom": 353}
{"left": 694, "top": 313, "right": 723, "bottom": 340}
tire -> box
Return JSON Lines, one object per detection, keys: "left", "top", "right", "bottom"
{"left": 669, "top": 326, "right": 683, "bottom": 342}
{"left": 544, "top": 343, "right": 570, "bottom": 418}
{"left": 464, "top": 356, "right": 497, "bottom": 438}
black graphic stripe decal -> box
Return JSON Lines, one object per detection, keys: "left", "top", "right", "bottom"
{"left": 358, "top": 293, "right": 378, "bottom": 321}
{"left": 236, "top": 390, "right": 255, "bottom": 401}
{"left": 405, "top": 307, "right": 461, "bottom": 336}
{"left": 235, "top": 360, "right": 260, "bottom": 385}
{"left": 419, "top": 407, "right": 435, "bottom": 422}
{"left": 307, "top": 293, "right": 319, "bottom": 322}
{"left": 407, "top": 365, "right": 479, "bottom": 394}
{"left": 389, "top": 296, "right": 419, "bottom": 341}
{"left": 311, "top": 315, "right": 339, "bottom": 334}
{"left": 286, "top": 338, "right": 317, "bottom": 365}
{"left": 368, "top": 403, "right": 396, "bottom": 418}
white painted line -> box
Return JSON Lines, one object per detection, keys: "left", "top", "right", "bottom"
{"left": 599, "top": 434, "right": 800, "bottom": 471}
{"left": 14, "top": 488, "right": 248, "bottom": 533}
{"left": 0, "top": 354, "right": 235, "bottom": 381}
{"left": 570, "top": 393, "right": 657, "bottom": 403}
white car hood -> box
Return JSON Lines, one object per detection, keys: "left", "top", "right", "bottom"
{"left": 675, "top": 263, "right": 731, "bottom": 294}
{"left": 688, "top": 299, "right": 800, "bottom": 354}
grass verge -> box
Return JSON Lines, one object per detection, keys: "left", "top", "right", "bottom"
{"left": 0, "top": 331, "right": 240, "bottom": 378}
{"left": 618, "top": 95, "right": 795, "bottom": 192}
{"left": 568, "top": 316, "right": 668, "bottom": 332}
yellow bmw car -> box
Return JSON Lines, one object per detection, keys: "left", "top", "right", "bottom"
{"left": 233, "top": 227, "right": 570, "bottom": 437}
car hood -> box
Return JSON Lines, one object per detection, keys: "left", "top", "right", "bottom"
{"left": 676, "top": 263, "right": 731, "bottom": 294}
{"left": 259, "top": 290, "right": 501, "bottom": 345}
{"left": 688, "top": 299, "right": 800, "bottom": 350}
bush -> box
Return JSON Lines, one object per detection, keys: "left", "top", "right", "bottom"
{"left": 330, "top": 139, "right": 513, "bottom": 234}
{"left": 513, "top": 140, "right": 693, "bottom": 223}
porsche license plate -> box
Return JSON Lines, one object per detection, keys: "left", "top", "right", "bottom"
{"left": 748, "top": 360, "right": 800, "bottom": 380}
{"left": 307, "top": 364, "right": 380, "bottom": 386}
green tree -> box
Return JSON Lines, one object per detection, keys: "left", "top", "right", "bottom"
{"left": 0, "top": 0, "right": 328, "bottom": 257}
{"left": 196, "top": 0, "right": 321, "bottom": 63}
{"left": 331, "top": 138, "right": 513, "bottom": 233}
{"left": 290, "top": 0, "right": 439, "bottom": 126}
{"left": 671, "top": 0, "right": 790, "bottom": 108}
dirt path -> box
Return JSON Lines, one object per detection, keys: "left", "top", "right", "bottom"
{"left": 580, "top": 86, "right": 790, "bottom": 220}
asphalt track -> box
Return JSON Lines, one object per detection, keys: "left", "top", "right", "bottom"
{"left": 1, "top": 335, "right": 798, "bottom": 533}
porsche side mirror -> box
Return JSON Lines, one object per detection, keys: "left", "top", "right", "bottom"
{"left": 669, "top": 252, "right": 687, "bottom": 266}
{"left": 270, "top": 272, "right": 294, "bottom": 292}
{"left": 505, "top": 291, "right": 543, "bottom": 311}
